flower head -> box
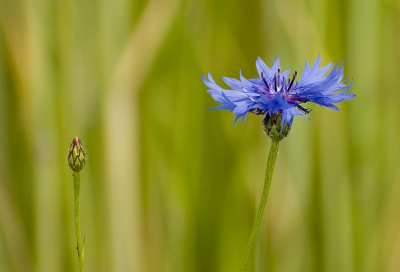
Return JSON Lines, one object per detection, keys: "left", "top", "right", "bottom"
{"left": 203, "top": 55, "right": 355, "bottom": 128}
{"left": 68, "top": 136, "right": 87, "bottom": 172}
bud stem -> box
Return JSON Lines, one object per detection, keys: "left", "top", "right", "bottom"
{"left": 239, "top": 140, "right": 280, "bottom": 272}
{"left": 73, "top": 171, "right": 84, "bottom": 272}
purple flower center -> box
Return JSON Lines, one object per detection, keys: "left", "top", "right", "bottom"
{"left": 249, "top": 70, "right": 311, "bottom": 115}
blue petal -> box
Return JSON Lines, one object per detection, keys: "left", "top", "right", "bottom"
{"left": 207, "top": 92, "right": 236, "bottom": 111}
{"left": 234, "top": 100, "right": 256, "bottom": 115}
{"left": 233, "top": 113, "right": 248, "bottom": 124}
{"left": 324, "top": 104, "right": 340, "bottom": 111}
{"left": 271, "top": 57, "right": 281, "bottom": 75}
{"left": 297, "top": 55, "right": 333, "bottom": 88}
{"left": 248, "top": 78, "right": 264, "bottom": 87}
{"left": 256, "top": 57, "right": 274, "bottom": 81}
{"left": 262, "top": 94, "right": 293, "bottom": 114}
{"left": 280, "top": 69, "right": 290, "bottom": 81}
{"left": 202, "top": 73, "right": 224, "bottom": 91}
{"left": 260, "top": 93, "right": 272, "bottom": 105}
{"left": 221, "top": 76, "right": 243, "bottom": 91}
{"left": 207, "top": 104, "right": 236, "bottom": 111}
{"left": 239, "top": 70, "right": 258, "bottom": 91}
{"left": 207, "top": 89, "right": 251, "bottom": 103}
{"left": 281, "top": 107, "right": 308, "bottom": 128}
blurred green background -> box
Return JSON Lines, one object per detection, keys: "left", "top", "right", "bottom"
{"left": 0, "top": 0, "right": 399, "bottom": 271}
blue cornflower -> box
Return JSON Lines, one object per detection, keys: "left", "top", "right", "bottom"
{"left": 203, "top": 55, "right": 355, "bottom": 127}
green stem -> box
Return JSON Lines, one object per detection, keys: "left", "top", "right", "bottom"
{"left": 73, "top": 172, "right": 84, "bottom": 272}
{"left": 240, "top": 140, "right": 280, "bottom": 272}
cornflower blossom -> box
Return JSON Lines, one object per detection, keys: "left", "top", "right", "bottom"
{"left": 203, "top": 55, "right": 354, "bottom": 127}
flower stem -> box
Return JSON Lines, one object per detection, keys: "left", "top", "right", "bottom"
{"left": 240, "top": 140, "right": 280, "bottom": 272}
{"left": 73, "top": 171, "right": 84, "bottom": 272}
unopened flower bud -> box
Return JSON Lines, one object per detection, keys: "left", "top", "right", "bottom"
{"left": 262, "top": 112, "right": 291, "bottom": 141}
{"left": 68, "top": 136, "right": 87, "bottom": 172}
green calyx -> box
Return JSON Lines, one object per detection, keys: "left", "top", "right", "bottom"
{"left": 262, "top": 112, "right": 291, "bottom": 141}
{"left": 68, "top": 136, "right": 87, "bottom": 172}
